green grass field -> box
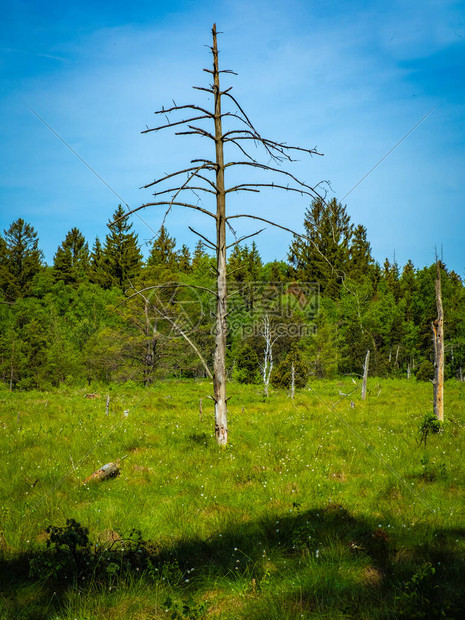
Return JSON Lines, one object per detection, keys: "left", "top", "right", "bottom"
{"left": 1, "top": 378, "right": 465, "bottom": 619}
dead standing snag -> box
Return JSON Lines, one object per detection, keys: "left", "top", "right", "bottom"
{"left": 114, "top": 24, "right": 323, "bottom": 445}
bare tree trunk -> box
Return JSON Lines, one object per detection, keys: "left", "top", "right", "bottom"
{"left": 432, "top": 261, "right": 444, "bottom": 421}
{"left": 407, "top": 363, "right": 411, "bottom": 380}
{"left": 262, "top": 314, "right": 274, "bottom": 397}
{"left": 9, "top": 340, "right": 14, "bottom": 392}
{"left": 361, "top": 350, "right": 370, "bottom": 400}
{"left": 395, "top": 345, "right": 400, "bottom": 367}
{"left": 290, "top": 363, "right": 295, "bottom": 399}
{"left": 105, "top": 395, "right": 110, "bottom": 416}
{"left": 212, "top": 24, "right": 228, "bottom": 446}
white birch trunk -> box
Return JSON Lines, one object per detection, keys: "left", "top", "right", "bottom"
{"left": 361, "top": 350, "right": 370, "bottom": 400}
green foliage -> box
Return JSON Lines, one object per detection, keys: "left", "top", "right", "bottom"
{"left": 1, "top": 380, "right": 465, "bottom": 618}
{"left": 416, "top": 360, "right": 435, "bottom": 382}
{"left": 1, "top": 218, "right": 44, "bottom": 300}
{"left": 419, "top": 411, "right": 442, "bottom": 446}
{"left": 164, "top": 595, "right": 209, "bottom": 619}
{"left": 147, "top": 225, "right": 179, "bottom": 271}
{"left": 101, "top": 205, "right": 143, "bottom": 290}
{"left": 53, "top": 227, "right": 90, "bottom": 285}
{"left": 271, "top": 343, "right": 308, "bottom": 388}
{"left": 233, "top": 342, "right": 260, "bottom": 384}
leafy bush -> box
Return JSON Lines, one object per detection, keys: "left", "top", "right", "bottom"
{"left": 416, "top": 360, "right": 434, "bottom": 382}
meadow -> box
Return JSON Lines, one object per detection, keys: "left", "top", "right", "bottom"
{"left": 1, "top": 378, "right": 464, "bottom": 619}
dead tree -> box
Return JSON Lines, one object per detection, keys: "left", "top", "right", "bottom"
{"left": 114, "top": 24, "right": 323, "bottom": 445}
{"left": 432, "top": 260, "right": 444, "bottom": 421}
{"left": 361, "top": 350, "right": 370, "bottom": 400}
{"left": 260, "top": 314, "right": 280, "bottom": 397}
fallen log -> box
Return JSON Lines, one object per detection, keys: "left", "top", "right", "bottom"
{"left": 84, "top": 393, "right": 101, "bottom": 399}
{"left": 84, "top": 462, "right": 120, "bottom": 484}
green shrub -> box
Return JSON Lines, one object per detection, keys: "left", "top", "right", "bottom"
{"left": 416, "top": 360, "right": 434, "bottom": 382}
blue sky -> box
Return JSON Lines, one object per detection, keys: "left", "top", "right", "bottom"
{"left": 1, "top": 0, "right": 464, "bottom": 273}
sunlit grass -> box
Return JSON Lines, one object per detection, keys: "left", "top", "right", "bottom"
{"left": 1, "top": 378, "right": 465, "bottom": 618}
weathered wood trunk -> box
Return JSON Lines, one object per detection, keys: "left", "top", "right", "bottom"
{"left": 361, "top": 350, "right": 370, "bottom": 400}
{"left": 290, "top": 363, "right": 295, "bottom": 399}
{"left": 262, "top": 314, "right": 273, "bottom": 398}
{"left": 432, "top": 261, "right": 444, "bottom": 421}
{"left": 84, "top": 462, "right": 120, "bottom": 484}
{"left": 212, "top": 24, "right": 228, "bottom": 446}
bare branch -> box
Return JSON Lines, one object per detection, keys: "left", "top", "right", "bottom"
{"left": 188, "top": 226, "right": 218, "bottom": 250}
{"left": 125, "top": 287, "right": 213, "bottom": 380}
{"left": 226, "top": 182, "right": 316, "bottom": 198}
{"left": 224, "top": 161, "right": 325, "bottom": 201}
{"left": 191, "top": 158, "right": 218, "bottom": 170}
{"left": 226, "top": 228, "right": 266, "bottom": 249}
{"left": 224, "top": 131, "right": 323, "bottom": 158}
{"left": 227, "top": 213, "right": 347, "bottom": 286}
{"left": 226, "top": 213, "right": 302, "bottom": 238}
{"left": 141, "top": 165, "right": 216, "bottom": 190}
{"left": 175, "top": 125, "right": 216, "bottom": 141}
{"left": 154, "top": 103, "right": 214, "bottom": 118}
{"left": 154, "top": 185, "right": 215, "bottom": 198}
{"left": 194, "top": 85, "right": 215, "bottom": 94}
{"left": 121, "top": 283, "right": 217, "bottom": 301}
{"left": 142, "top": 115, "right": 210, "bottom": 134}
{"left": 226, "top": 138, "right": 260, "bottom": 163}
{"left": 111, "top": 201, "right": 216, "bottom": 226}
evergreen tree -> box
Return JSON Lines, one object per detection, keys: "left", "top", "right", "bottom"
{"left": 178, "top": 244, "right": 192, "bottom": 273}
{"left": 2, "top": 219, "right": 43, "bottom": 299}
{"left": 227, "top": 244, "right": 248, "bottom": 283}
{"left": 147, "top": 225, "right": 177, "bottom": 270}
{"left": 103, "top": 205, "right": 143, "bottom": 290}
{"left": 247, "top": 242, "right": 263, "bottom": 281}
{"left": 0, "top": 234, "right": 9, "bottom": 297}
{"left": 89, "top": 237, "right": 109, "bottom": 287}
{"left": 53, "top": 227, "right": 90, "bottom": 285}
{"left": 382, "top": 258, "right": 401, "bottom": 300}
{"left": 191, "top": 240, "right": 212, "bottom": 276}
{"left": 288, "top": 198, "right": 353, "bottom": 299}
{"left": 348, "top": 224, "right": 374, "bottom": 280}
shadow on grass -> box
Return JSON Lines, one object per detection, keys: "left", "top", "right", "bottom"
{"left": 1, "top": 506, "right": 465, "bottom": 619}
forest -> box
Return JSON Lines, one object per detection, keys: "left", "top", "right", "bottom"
{"left": 1, "top": 199, "right": 464, "bottom": 392}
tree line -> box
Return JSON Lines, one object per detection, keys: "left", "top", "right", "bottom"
{"left": 1, "top": 201, "right": 464, "bottom": 390}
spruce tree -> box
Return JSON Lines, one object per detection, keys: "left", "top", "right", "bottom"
{"left": 288, "top": 198, "right": 353, "bottom": 299}
{"left": 178, "top": 244, "right": 192, "bottom": 273}
{"left": 53, "top": 227, "right": 90, "bottom": 285}
{"left": 0, "top": 234, "right": 9, "bottom": 297}
{"left": 2, "top": 219, "right": 43, "bottom": 299}
{"left": 89, "top": 237, "right": 109, "bottom": 287}
{"left": 103, "top": 205, "right": 143, "bottom": 290}
{"left": 147, "top": 225, "right": 178, "bottom": 270}
{"left": 348, "top": 224, "right": 374, "bottom": 280}
{"left": 247, "top": 242, "right": 263, "bottom": 281}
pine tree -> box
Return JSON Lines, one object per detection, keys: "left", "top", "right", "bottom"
{"left": 227, "top": 245, "right": 248, "bottom": 283}
{"left": 103, "top": 205, "right": 143, "bottom": 290}
{"left": 0, "top": 234, "right": 9, "bottom": 298}
{"left": 288, "top": 198, "right": 353, "bottom": 299}
{"left": 53, "top": 227, "right": 90, "bottom": 285}
{"left": 191, "top": 240, "right": 211, "bottom": 275}
{"left": 2, "top": 219, "right": 43, "bottom": 299}
{"left": 88, "top": 237, "right": 109, "bottom": 287}
{"left": 178, "top": 244, "right": 192, "bottom": 273}
{"left": 348, "top": 224, "right": 374, "bottom": 280}
{"left": 147, "top": 225, "right": 178, "bottom": 270}
{"left": 247, "top": 242, "right": 263, "bottom": 281}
